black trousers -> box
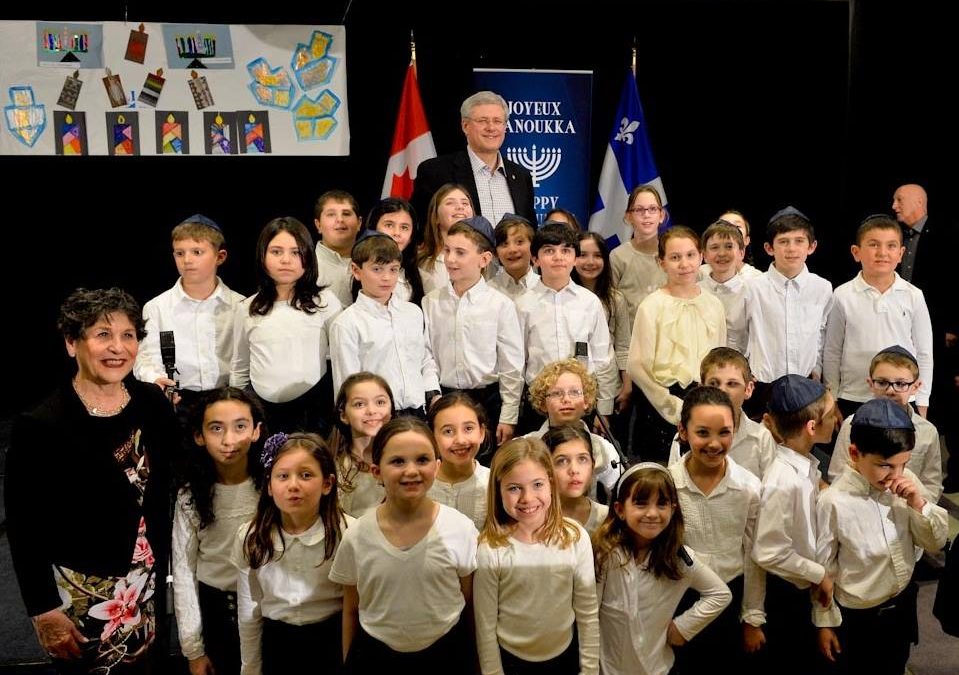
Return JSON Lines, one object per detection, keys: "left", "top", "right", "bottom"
{"left": 762, "top": 574, "right": 816, "bottom": 675}
{"left": 344, "top": 616, "right": 471, "bottom": 674}
{"left": 197, "top": 581, "right": 240, "bottom": 675}
{"left": 262, "top": 612, "right": 342, "bottom": 675}
{"left": 499, "top": 625, "right": 579, "bottom": 675}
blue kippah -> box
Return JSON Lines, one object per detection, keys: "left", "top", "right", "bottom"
{"left": 458, "top": 215, "right": 496, "bottom": 249}
{"left": 851, "top": 398, "right": 914, "bottom": 431}
{"left": 768, "top": 374, "right": 827, "bottom": 414}
{"left": 351, "top": 228, "right": 395, "bottom": 255}
{"left": 876, "top": 344, "right": 918, "bottom": 367}
{"left": 179, "top": 213, "right": 223, "bottom": 233}
{"left": 768, "top": 205, "right": 810, "bottom": 226}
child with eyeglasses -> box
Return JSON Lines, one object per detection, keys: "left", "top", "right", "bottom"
{"left": 828, "top": 346, "right": 943, "bottom": 500}
{"left": 823, "top": 214, "right": 933, "bottom": 419}
{"left": 609, "top": 184, "right": 667, "bottom": 326}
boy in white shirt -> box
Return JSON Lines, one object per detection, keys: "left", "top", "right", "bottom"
{"left": 699, "top": 221, "right": 751, "bottom": 353}
{"left": 313, "top": 189, "right": 362, "bottom": 308}
{"left": 822, "top": 214, "right": 933, "bottom": 418}
{"left": 752, "top": 375, "right": 840, "bottom": 675}
{"left": 742, "top": 206, "right": 834, "bottom": 420}
{"left": 329, "top": 231, "right": 439, "bottom": 417}
{"left": 488, "top": 214, "right": 539, "bottom": 300}
{"left": 135, "top": 214, "right": 244, "bottom": 413}
{"left": 815, "top": 398, "right": 948, "bottom": 675}
{"left": 422, "top": 215, "right": 524, "bottom": 450}
{"left": 668, "top": 347, "right": 778, "bottom": 480}
{"left": 829, "top": 346, "right": 943, "bottom": 500}
{"left": 515, "top": 223, "right": 614, "bottom": 432}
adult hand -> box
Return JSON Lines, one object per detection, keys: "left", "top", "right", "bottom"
{"left": 33, "top": 609, "right": 86, "bottom": 660}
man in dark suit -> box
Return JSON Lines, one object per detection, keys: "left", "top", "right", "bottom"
{"left": 411, "top": 90, "right": 536, "bottom": 227}
{"left": 893, "top": 183, "right": 959, "bottom": 490}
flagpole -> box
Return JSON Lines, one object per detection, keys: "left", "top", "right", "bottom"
{"left": 410, "top": 30, "right": 417, "bottom": 72}
{"left": 631, "top": 37, "right": 637, "bottom": 77}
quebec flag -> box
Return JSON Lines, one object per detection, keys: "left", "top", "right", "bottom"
{"left": 587, "top": 69, "right": 668, "bottom": 246}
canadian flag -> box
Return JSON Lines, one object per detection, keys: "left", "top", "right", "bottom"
{"left": 381, "top": 62, "right": 436, "bottom": 199}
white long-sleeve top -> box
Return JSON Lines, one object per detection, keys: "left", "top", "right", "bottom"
{"left": 822, "top": 273, "right": 933, "bottom": 406}
{"left": 173, "top": 480, "right": 258, "bottom": 661}
{"left": 669, "top": 456, "right": 766, "bottom": 626}
{"left": 743, "top": 264, "right": 833, "bottom": 382}
{"left": 474, "top": 520, "right": 599, "bottom": 675}
{"left": 328, "top": 504, "right": 477, "bottom": 652}
{"left": 828, "top": 410, "right": 943, "bottom": 501}
{"left": 419, "top": 255, "right": 449, "bottom": 295}
{"left": 135, "top": 278, "right": 244, "bottom": 391}
{"left": 668, "top": 413, "right": 778, "bottom": 481}
{"left": 488, "top": 266, "right": 540, "bottom": 301}
{"left": 700, "top": 272, "right": 749, "bottom": 353}
{"left": 426, "top": 462, "right": 490, "bottom": 532}
{"left": 230, "top": 294, "right": 342, "bottom": 403}
{"left": 609, "top": 242, "right": 666, "bottom": 325}
{"left": 597, "top": 547, "right": 732, "bottom": 675}
{"left": 752, "top": 446, "right": 825, "bottom": 589}
{"left": 329, "top": 291, "right": 439, "bottom": 410}
{"left": 314, "top": 242, "right": 353, "bottom": 309}
{"left": 233, "top": 514, "right": 355, "bottom": 675}
{"left": 422, "top": 278, "right": 525, "bottom": 425}
{"left": 814, "top": 467, "right": 947, "bottom": 627}
{"left": 627, "top": 288, "right": 727, "bottom": 424}
{"left": 515, "top": 280, "right": 614, "bottom": 410}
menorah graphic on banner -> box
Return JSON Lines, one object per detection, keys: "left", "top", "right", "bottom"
{"left": 506, "top": 144, "right": 562, "bottom": 188}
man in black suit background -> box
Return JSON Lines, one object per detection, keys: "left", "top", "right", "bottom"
{"left": 893, "top": 183, "right": 959, "bottom": 490}
{"left": 412, "top": 90, "right": 536, "bottom": 227}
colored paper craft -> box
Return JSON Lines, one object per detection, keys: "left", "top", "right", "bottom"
{"left": 125, "top": 23, "right": 148, "bottom": 63}
{"left": 57, "top": 71, "right": 83, "bottom": 109}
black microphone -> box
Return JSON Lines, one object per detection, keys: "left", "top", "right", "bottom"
{"left": 159, "top": 331, "right": 179, "bottom": 403}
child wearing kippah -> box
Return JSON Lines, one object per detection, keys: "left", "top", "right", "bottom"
{"left": 815, "top": 398, "right": 948, "bottom": 674}
{"left": 752, "top": 374, "right": 839, "bottom": 675}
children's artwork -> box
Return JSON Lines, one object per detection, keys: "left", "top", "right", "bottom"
{"left": 291, "top": 90, "right": 340, "bottom": 141}
{"left": 155, "top": 111, "right": 189, "bottom": 155}
{"left": 238, "top": 110, "right": 271, "bottom": 154}
{"left": 57, "top": 71, "right": 83, "bottom": 110}
{"left": 203, "top": 111, "right": 237, "bottom": 155}
{"left": 188, "top": 71, "right": 214, "bottom": 110}
{"left": 125, "top": 23, "right": 149, "bottom": 63}
{"left": 0, "top": 22, "right": 349, "bottom": 155}
{"left": 54, "top": 111, "right": 87, "bottom": 155}
{"left": 138, "top": 70, "right": 165, "bottom": 107}
{"left": 102, "top": 68, "right": 126, "bottom": 108}
{"left": 106, "top": 111, "right": 139, "bottom": 155}
{"left": 161, "top": 24, "right": 234, "bottom": 69}
{"left": 246, "top": 58, "right": 294, "bottom": 109}
{"left": 4, "top": 86, "right": 45, "bottom": 147}
{"left": 37, "top": 22, "right": 104, "bottom": 69}
{"left": 291, "top": 30, "right": 337, "bottom": 91}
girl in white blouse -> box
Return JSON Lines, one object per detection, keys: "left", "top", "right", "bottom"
{"left": 474, "top": 437, "right": 600, "bottom": 675}
{"left": 427, "top": 392, "right": 491, "bottom": 530}
{"left": 174, "top": 387, "right": 264, "bottom": 675}
{"left": 627, "top": 226, "right": 726, "bottom": 462}
{"left": 234, "top": 432, "right": 354, "bottom": 675}
{"left": 594, "top": 463, "right": 731, "bottom": 675}
{"left": 542, "top": 424, "right": 609, "bottom": 535}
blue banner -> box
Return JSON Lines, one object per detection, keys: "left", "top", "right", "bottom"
{"left": 473, "top": 69, "right": 592, "bottom": 226}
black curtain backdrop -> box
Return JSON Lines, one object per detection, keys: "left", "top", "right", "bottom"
{"left": 3, "top": 1, "right": 952, "bottom": 413}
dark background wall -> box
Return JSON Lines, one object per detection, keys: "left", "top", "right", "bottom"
{"left": 2, "top": 0, "right": 951, "bottom": 413}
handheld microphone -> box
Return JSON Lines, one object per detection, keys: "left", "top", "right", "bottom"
{"left": 159, "top": 331, "right": 179, "bottom": 404}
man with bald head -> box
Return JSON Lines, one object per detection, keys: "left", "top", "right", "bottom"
{"left": 893, "top": 183, "right": 959, "bottom": 490}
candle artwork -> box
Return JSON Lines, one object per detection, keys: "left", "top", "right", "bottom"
{"left": 244, "top": 113, "right": 265, "bottom": 153}
{"left": 113, "top": 114, "right": 134, "bottom": 155}
{"left": 162, "top": 113, "right": 183, "bottom": 154}
{"left": 61, "top": 113, "right": 82, "bottom": 155}
{"left": 210, "top": 113, "right": 231, "bottom": 154}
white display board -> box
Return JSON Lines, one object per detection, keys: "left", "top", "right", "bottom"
{"left": 0, "top": 20, "right": 350, "bottom": 156}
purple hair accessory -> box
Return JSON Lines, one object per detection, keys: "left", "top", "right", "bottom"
{"left": 261, "top": 432, "right": 289, "bottom": 469}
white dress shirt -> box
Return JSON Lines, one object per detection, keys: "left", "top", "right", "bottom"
{"left": 670, "top": 456, "right": 766, "bottom": 626}
{"left": 743, "top": 264, "right": 833, "bottom": 382}
{"left": 230, "top": 294, "right": 342, "bottom": 403}
{"left": 135, "top": 278, "right": 244, "bottom": 391}
{"left": 427, "top": 462, "right": 490, "bottom": 531}
{"left": 173, "top": 480, "right": 258, "bottom": 661}
{"left": 609, "top": 242, "right": 666, "bottom": 325}
{"left": 329, "top": 292, "right": 439, "bottom": 410}
{"left": 822, "top": 272, "right": 933, "bottom": 406}
{"left": 814, "top": 467, "right": 947, "bottom": 627}
{"left": 474, "top": 521, "right": 599, "bottom": 674}
{"left": 627, "top": 289, "right": 727, "bottom": 424}
{"left": 488, "top": 266, "right": 540, "bottom": 301}
{"left": 234, "top": 514, "right": 356, "bottom": 674}
{"left": 668, "top": 413, "right": 778, "bottom": 481}
{"left": 699, "top": 272, "right": 749, "bottom": 353}
{"left": 597, "top": 547, "right": 731, "bottom": 675}
{"left": 468, "top": 146, "right": 515, "bottom": 226}
{"left": 314, "top": 242, "right": 353, "bottom": 309}
{"left": 828, "top": 411, "right": 943, "bottom": 501}
{"left": 419, "top": 254, "right": 449, "bottom": 295}
{"left": 752, "top": 446, "right": 825, "bottom": 589}
{"left": 422, "top": 278, "right": 525, "bottom": 425}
